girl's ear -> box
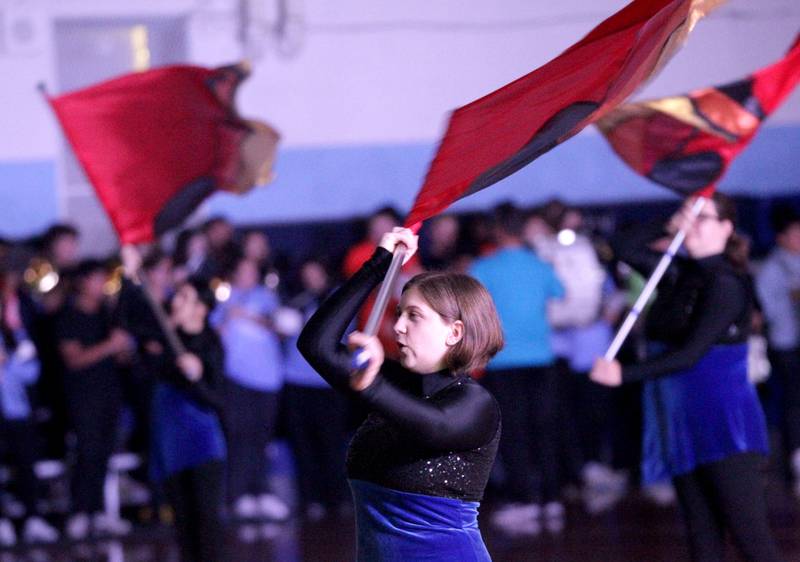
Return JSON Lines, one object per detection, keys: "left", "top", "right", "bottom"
{"left": 446, "top": 320, "right": 464, "bottom": 347}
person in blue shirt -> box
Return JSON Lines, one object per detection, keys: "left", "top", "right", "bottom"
{"left": 282, "top": 258, "right": 349, "bottom": 519}
{"left": 0, "top": 311, "right": 60, "bottom": 545}
{"left": 470, "top": 203, "right": 565, "bottom": 533}
{"left": 211, "top": 256, "right": 288, "bottom": 521}
{"left": 755, "top": 206, "right": 800, "bottom": 495}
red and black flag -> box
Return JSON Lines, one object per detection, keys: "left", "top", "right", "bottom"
{"left": 45, "top": 63, "right": 279, "bottom": 245}
{"left": 596, "top": 33, "right": 800, "bottom": 197}
{"left": 404, "top": 0, "right": 724, "bottom": 228}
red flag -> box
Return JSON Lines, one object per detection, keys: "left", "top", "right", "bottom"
{"left": 45, "top": 63, "right": 279, "bottom": 245}
{"left": 596, "top": 33, "right": 800, "bottom": 198}
{"left": 404, "top": 0, "right": 723, "bottom": 228}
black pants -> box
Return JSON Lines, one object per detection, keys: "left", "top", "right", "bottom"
{"left": 673, "top": 453, "right": 783, "bottom": 562}
{"left": 283, "top": 384, "right": 348, "bottom": 509}
{"left": 768, "top": 347, "right": 800, "bottom": 454}
{"left": 0, "top": 419, "right": 41, "bottom": 514}
{"left": 121, "top": 364, "right": 155, "bottom": 472}
{"left": 68, "top": 387, "right": 121, "bottom": 513}
{"left": 484, "top": 366, "right": 560, "bottom": 503}
{"left": 224, "top": 379, "right": 278, "bottom": 501}
{"left": 165, "top": 460, "right": 226, "bottom": 562}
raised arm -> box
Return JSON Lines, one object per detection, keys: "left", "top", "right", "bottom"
{"left": 621, "top": 271, "right": 749, "bottom": 382}
{"left": 296, "top": 248, "right": 392, "bottom": 392}
{"left": 361, "top": 375, "right": 500, "bottom": 451}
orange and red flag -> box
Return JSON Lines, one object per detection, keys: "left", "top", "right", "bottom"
{"left": 596, "top": 33, "right": 800, "bottom": 197}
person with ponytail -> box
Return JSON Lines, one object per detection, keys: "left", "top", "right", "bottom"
{"left": 590, "top": 193, "right": 783, "bottom": 562}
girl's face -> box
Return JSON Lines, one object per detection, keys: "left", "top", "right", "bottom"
{"left": 244, "top": 233, "right": 270, "bottom": 262}
{"left": 300, "top": 262, "right": 328, "bottom": 294}
{"left": 393, "top": 287, "right": 462, "bottom": 374}
{"left": 80, "top": 270, "right": 107, "bottom": 301}
{"left": 147, "top": 258, "right": 173, "bottom": 293}
{"left": 233, "top": 259, "right": 260, "bottom": 289}
{"left": 172, "top": 284, "right": 208, "bottom": 329}
{"left": 684, "top": 199, "right": 732, "bottom": 259}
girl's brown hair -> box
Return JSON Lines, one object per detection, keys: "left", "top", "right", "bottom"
{"left": 711, "top": 193, "right": 749, "bottom": 272}
{"left": 402, "top": 272, "right": 504, "bottom": 373}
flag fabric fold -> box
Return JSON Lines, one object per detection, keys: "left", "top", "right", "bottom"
{"left": 46, "top": 63, "right": 279, "bottom": 244}
{"left": 405, "top": 0, "right": 724, "bottom": 228}
{"left": 596, "top": 32, "right": 800, "bottom": 197}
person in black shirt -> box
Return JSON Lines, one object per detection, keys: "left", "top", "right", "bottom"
{"left": 56, "top": 259, "right": 135, "bottom": 540}
{"left": 148, "top": 277, "right": 228, "bottom": 562}
{"left": 591, "top": 194, "right": 783, "bottom": 562}
{"left": 298, "top": 227, "right": 504, "bottom": 561}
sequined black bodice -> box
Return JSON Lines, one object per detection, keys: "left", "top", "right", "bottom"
{"left": 297, "top": 248, "right": 501, "bottom": 502}
{"left": 347, "top": 374, "right": 500, "bottom": 501}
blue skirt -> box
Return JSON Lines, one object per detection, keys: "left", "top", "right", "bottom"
{"left": 641, "top": 344, "right": 768, "bottom": 483}
{"left": 149, "top": 382, "right": 226, "bottom": 483}
{"left": 349, "top": 479, "right": 491, "bottom": 562}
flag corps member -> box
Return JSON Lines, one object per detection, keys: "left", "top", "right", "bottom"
{"left": 296, "top": 0, "right": 721, "bottom": 558}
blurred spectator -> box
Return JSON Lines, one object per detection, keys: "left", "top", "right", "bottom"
{"left": 342, "top": 207, "right": 421, "bottom": 357}
{"left": 527, "top": 204, "right": 623, "bottom": 497}
{"left": 419, "top": 215, "right": 461, "bottom": 271}
{"left": 343, "top": 206, "right": 404, "bottom": 277}
{"left": 755, "top": 205, "right": 800, "bottom": 494}
{"left": 282, "top": 258, "right": 349, "bottom": 520}
{"left": 211, "top": 256, "right": 288, "bottom": 521}
{"left": 202, "top": 217, "right": 238, "bottom": 280}
{"left": 470, "top": 202, "right": 565, "bottom": 533}
{"left": 0, "top": 256, "right": 59, "bottom": 545}
{"left": 173, "top": 228, "right": 209, "bottom": 284}
{"left": 31, "top": 224, "right": 81, "bottom": 458}
{"left": 57, "top": 260, "right": 134, "bottom": 540}
{"left": 118, "top": 249, "right": 176, "bottom": 487}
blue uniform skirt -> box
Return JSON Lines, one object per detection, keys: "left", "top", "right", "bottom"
{"left": 641, "top": 344, "right": 768, "bottom": 484}
{"left": 149, "top": 382, "right": 226, "bottom": 483}
{"left": 349, "top": 479, "right": 491, "bottom": 562}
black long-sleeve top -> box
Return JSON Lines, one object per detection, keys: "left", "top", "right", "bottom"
{"left": 297, "top": 248, "right": 501, "bottom": 502}
{"left": 119, "top": 280, "right": 225, "bottom": 413}
{"left": 612, "top": 221, "right": 752, "bottom": 383}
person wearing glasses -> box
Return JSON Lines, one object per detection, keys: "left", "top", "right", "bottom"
{"left": 591, "top": 193, "right": 783, "bottom": 562}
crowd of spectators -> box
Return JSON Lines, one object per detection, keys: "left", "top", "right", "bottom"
{"left": 0, "top": 197, "right": 798, "bottom": 547}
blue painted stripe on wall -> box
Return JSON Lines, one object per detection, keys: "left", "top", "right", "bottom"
{"left": 208, "top": 124, "right": 800, "bottom": 222}
{"left": 0, "top": 161, "right": 58, "bottom": 238}
{"left": 1, "top": 125, "right": 797, "bottom": 238}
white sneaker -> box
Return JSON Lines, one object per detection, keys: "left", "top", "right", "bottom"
{"left": 642, "top": 482, "right": 676, "bottom": 507}
{"left": 490, "top": 502, "right": 541, "bottom": 528}
{"left": 66, "top": 512, "right": 91, "bottom": 541}
{"left": 582, "top": 462, "right": 628, "bottom": 493}
{"left": 119, "top": 474, "right": 151, "bottom": 506}
{"left": 258, "top": 494, "right": 290, "bottom": 521}
{"left": 92, "top": 512, "right": 132, "bottom": 536}
{"left": 0, "top": 519, "right": 16, "bottom": 547}
{"left": 490, "top": 505, "right": 542, "bottom": 537}
{"left": 22, "top": 516, "right": 59, "bottom": 543}
{"left": 234, "top": 495, "right": 260, "bottom": 519}
{"left": 543, "top": 501, "right": 565, "bottom": 520}
{"left": 582, "top": 487, "right": 624, "bottom": 514}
